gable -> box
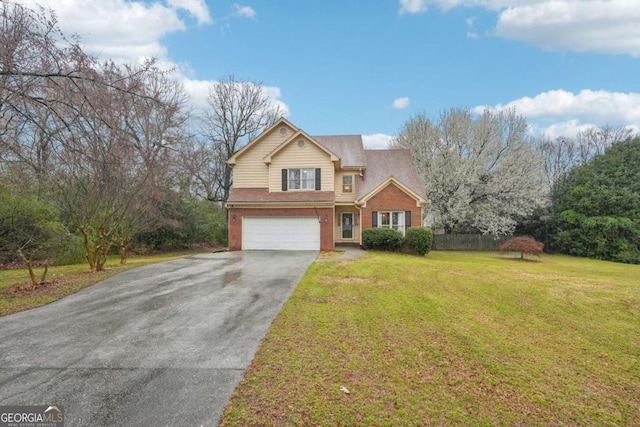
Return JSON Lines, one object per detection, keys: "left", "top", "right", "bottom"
{"left": 264, "top": 130, "right": 339, "bottom": 165}
{"left": 357, "top": 149, "right": 428, "bottom": 203}
{"left": 229, "top": 118, "right": 298, "bottom": 188}
{"left": 359, "top": 178, "right": 427, "bottom": 208}
{"left": 268, "top": 136, "right": 335, "bottom": 192}
{"left": 228, "top": 117, "right": 297, "bottom": 166}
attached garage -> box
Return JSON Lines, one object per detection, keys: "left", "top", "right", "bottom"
{"left": 242, "top": 217, "right": 320, "bottom": 250}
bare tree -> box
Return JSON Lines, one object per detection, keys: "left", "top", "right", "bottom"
{"left": 1, "top": 1, "right": 192, "bottom": 270}
{"left": 393, "top": 108, "right": 546, "bottom": 236}
{"left": 535, "top": 136, "right": 579, "bottom": 194}
{"left": 535, "top": 125, "right": 636, "bottom": 191}
{"left": 1, "top": 1, "right": 163, "bottom": 147}
{"left": 186, "top": 75, "right": 282, "bottom": 202}
{"left": 575, "top": 125, "right": 635, "bottom": 162}
{"left": 53, "top": 61, "right": 190, "bottom": 271}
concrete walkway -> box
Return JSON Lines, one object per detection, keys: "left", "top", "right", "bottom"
{"left": 315, "top": 246, "right": 367, "bottom": 262}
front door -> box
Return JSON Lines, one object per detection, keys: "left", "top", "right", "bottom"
{"left": 341, "top": 213, "right": 353, "bottom": 239}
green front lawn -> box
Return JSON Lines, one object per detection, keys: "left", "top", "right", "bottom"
{"left": 221, "top": 251, "right": 640, "bottom": 426}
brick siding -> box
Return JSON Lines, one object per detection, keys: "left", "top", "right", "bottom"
{"left": 361, "top": 183, "right": 422, "bottom": 230}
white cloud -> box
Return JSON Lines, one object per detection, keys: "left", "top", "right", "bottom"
{"left": 231, "top": 4, "right": 257, "bottom": 19}
{"left": 167, "top": 0, "right": 212, "bottom": 25}
{"left": 494, "top": 1, "right": 640, "bottom": 56}
{"left": 262, "top": 85, "right": 290, "bottom": 117}
{"left": 391, "top": 97, "right": 411, "bottom": 110}
{"left": 363, "top": 134, "right": 395, "bottom": 149}
{"left": 18, "top": 0, "right": 212, "bottom": 64}
{"left": 399, "top": 0, "right": 428, "bottom": 15}
{"left": 465, "top": 16, "right": 478, "bottom": 39}
{"left": 400, "top": 0, "right": 640, "bottom": 56}
{"left": 398, "top": 0, "right": 527, "bottom": 13}
{"left": 182, "top": 79, "right": 212, "bottom": 112}
{"left": 182, "top": 79, "right": 290, "bottom": 118}
{"left": 475, "top": 89, "right": 640, "bottom": 137}
{"left": 530, "top": 120, "right": 596, "bottom": 140}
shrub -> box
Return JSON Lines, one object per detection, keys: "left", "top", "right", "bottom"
{"left": 614, "top": 248, "right": 640, "bottom": 265}
{"left": 53, "top": 233, "right": 86, "bottom": 265}
{"left": 362, "top": 228, "right": 404, "bottom": 252}
{"left": 499, "top": 236, "right": 544, "bottom": 260}
{"left": 405, "top": 227, "right": 433, "bottom": 255}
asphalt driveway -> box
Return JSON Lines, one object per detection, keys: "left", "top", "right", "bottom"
{"left": 0, "top": 250, "right": 317, "bottom": 426}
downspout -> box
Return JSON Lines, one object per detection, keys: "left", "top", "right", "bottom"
{"left": 354, "top": 200, "right": 364, "bottom": 247}
{"left": 314, "top": 206, "right": 321, "bottom": 223}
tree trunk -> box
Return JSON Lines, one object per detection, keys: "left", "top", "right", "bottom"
{"left": 120, "top": 239, "right": 127, "bottom": 265}
{"left": 95, "top": 238, "right": 115, "bottom": 271}
{"left": 95, "top": 245, "right": 107, "bottom": 271}
{"left": 80, "top": 227, "right": 96, "bottom": 271}
{"left": 17, "top": 249, "right": 38, "bottom": 287}
{"left": 39, "top": 265, "right": 48, "bottom": 285}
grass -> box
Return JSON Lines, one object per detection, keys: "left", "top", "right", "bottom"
{"left": 0, "top": 250, "right": 206, "bottom": 316}
{"left": 220, "top": 251, "right": 640, "bottom": 426}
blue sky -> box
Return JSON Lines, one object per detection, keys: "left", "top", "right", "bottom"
{"left": 22, "top": 0, "right": 640, "bottom": 148}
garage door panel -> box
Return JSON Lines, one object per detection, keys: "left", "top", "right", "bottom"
{"left": 243, "top": 217, "right": 320, "bottom": 250}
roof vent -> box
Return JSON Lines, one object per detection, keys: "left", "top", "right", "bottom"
{"left": 298, "top": 139, "right": 306, "bottom": 148}
{"left": 279, "top": 126, "right": 288, "bottom": 136}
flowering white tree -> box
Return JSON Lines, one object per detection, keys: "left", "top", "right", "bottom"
{"left": 392, "top": 108, "right": 546, "bottom": 236}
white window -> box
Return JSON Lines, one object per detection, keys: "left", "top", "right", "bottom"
{"left": 301, "top": 168, "right": 315, "bottom": 189}
{"left": 289, "top": 168, "right": 315, "bottom": 190}
{"left": 342, "top": 175, "right": 353, "bottom": 193}
{"left": 378, "top": 211, "right": 405, "bottom": 235}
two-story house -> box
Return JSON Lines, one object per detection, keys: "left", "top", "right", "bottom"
{"left": 226, "top": 118, "right": 428, "bottom": 251}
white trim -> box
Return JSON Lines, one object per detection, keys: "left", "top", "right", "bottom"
{"left": 357, "top": 177, "right": 428, "bottom": 208}
{"left": 376, "top": 211, "right": 407, "bottom": 236}
{"left": 342, "top": 174, "right": 354, "bottom": 194}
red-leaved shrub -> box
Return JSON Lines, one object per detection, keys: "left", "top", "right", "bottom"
{"left": 499, "top": 236, "right": 544, "bottom": 260}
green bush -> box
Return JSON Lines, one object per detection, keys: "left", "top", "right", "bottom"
{"left": 405, "top": 227, "right": 433, "bottom": 255}
{"left": 362, "top": 228, "right": 404, "bottom": 252}
{"left": 614, "top": 248, "right": 640, "bottom": 265}
{"left": 551, "top": 137, "right": 640, "bottom": 263}
{"left": 554, "top": 214, "right": 639, "bottom": 261}
{"left": 53, "top": 233, "right": 87, "bottom": 265}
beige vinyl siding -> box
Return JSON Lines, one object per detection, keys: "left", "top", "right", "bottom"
{"left": 334, "top": 172, "right": 357, "bottom": 203}
{"left": 232, "top": 125, "right": 294, "bottom": 188}
{"left": 269, "top": 138, "right": 335, "bottom": 192}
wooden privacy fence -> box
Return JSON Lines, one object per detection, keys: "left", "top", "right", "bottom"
{"left": 432, "top": 234, "right": 511, "bottom": 251}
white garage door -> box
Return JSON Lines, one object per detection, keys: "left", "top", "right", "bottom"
{"left": 243, "top": 217, "right": 320, "bottom": 250}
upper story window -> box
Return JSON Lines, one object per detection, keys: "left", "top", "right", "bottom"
{"left": 285, "top": 168, "right": 318, "bottom": 190}
{"left": 342, "top": 175, "right": 353, "bottom": 193}
{"left": 289, "top": 168, "right": 315, "bottom": 190}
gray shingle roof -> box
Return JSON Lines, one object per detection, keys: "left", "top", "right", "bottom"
{"left": 356, "top": 149, "right": 427, "bottom": 201}
{"left": 312, "top": 135, "right": 367, "bottom": 168}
